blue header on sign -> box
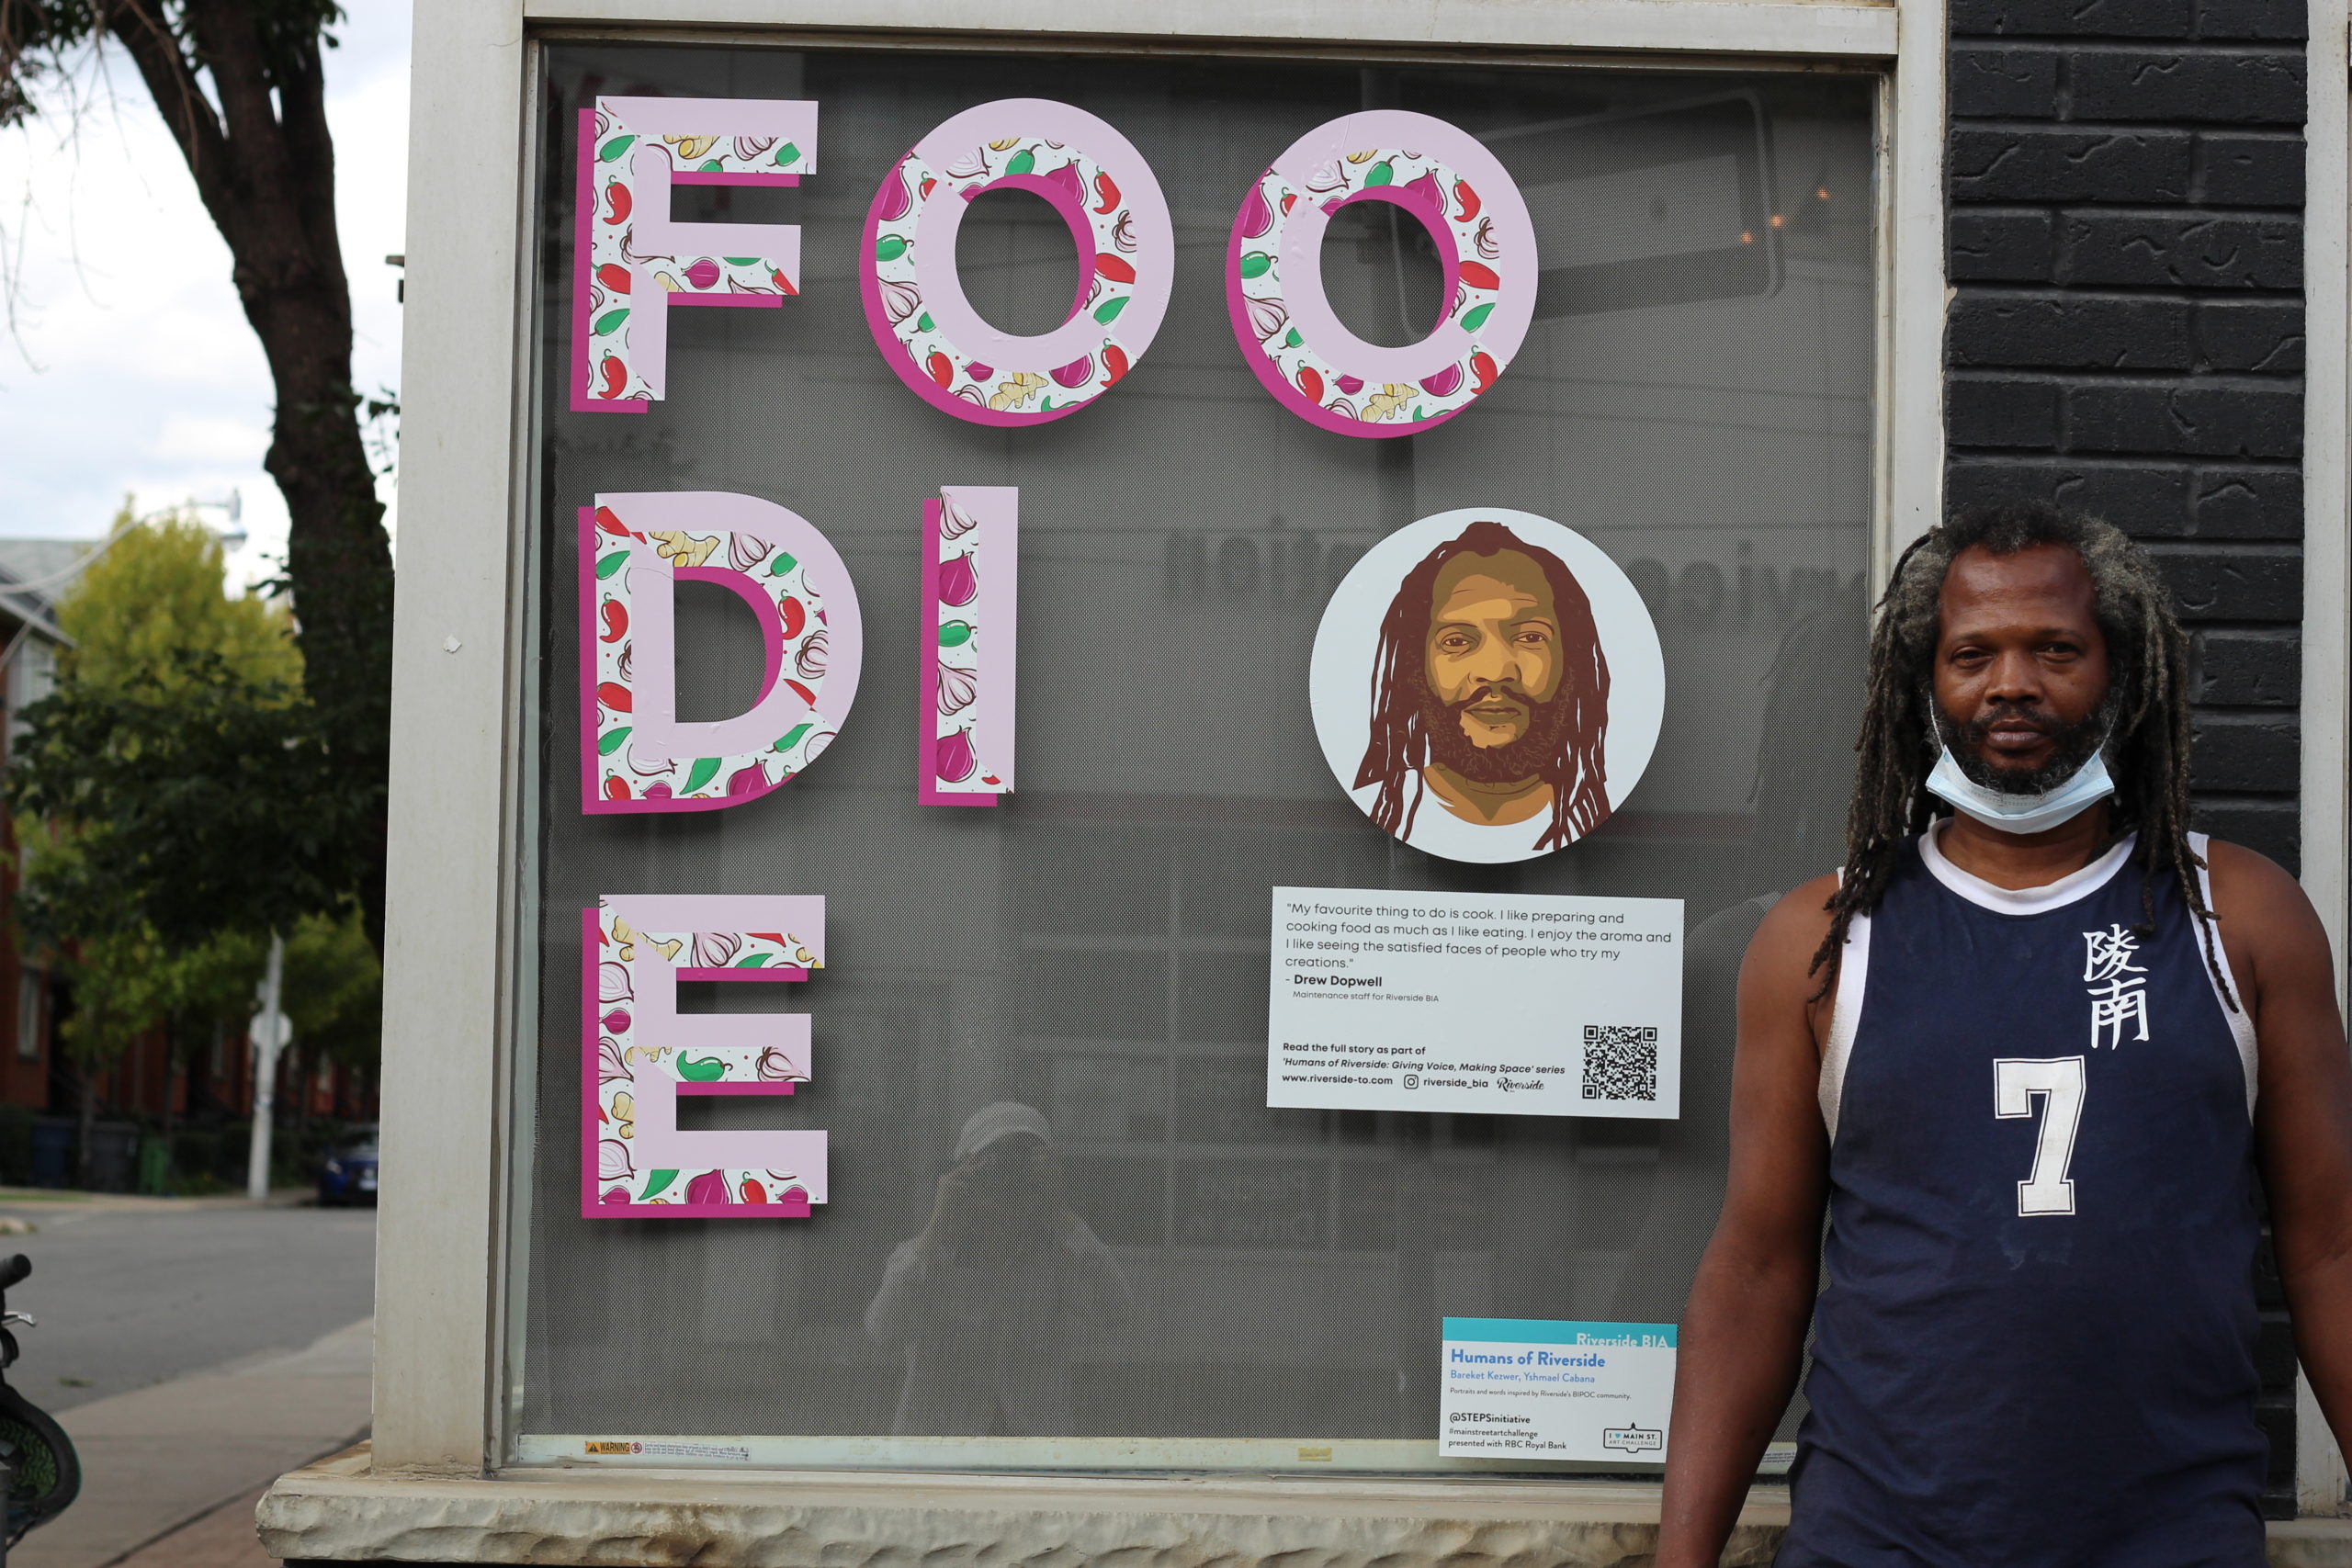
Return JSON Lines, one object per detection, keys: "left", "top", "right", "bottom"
{"left": 1442, "top": 1317, "right": 1678, "bottom": 1348}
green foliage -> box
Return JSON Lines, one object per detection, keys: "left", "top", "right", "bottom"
{"left": 8, "top": 656, "right": 368, "bottom": 953}
{"left": 60, "top": 507, "right": 297, "bottom": 694}
{"left": 5, "top": 512, "right": 378, "bottom": 1100}
{"left": 283, "top": 908, "right": 378, "bottom": 1070}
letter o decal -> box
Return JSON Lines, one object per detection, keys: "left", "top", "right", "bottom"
{"left": 863, "top": 99, "right": 1174, "bottom": 425}
{"left": 1228, "top": 110, "right": 1535, "bottom": 438}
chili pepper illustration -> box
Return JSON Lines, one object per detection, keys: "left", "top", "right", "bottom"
{"left": 597, "top": 355, "right": 627, "bottom": 400}
{"left": 1453, "top": 179, "right": 1482, "bottom": 223}
{"left": 926, "top": 351, "right": 954, "bottom": 389}
{"left": 1471, "top": 351, "right": 1498, "bottom": 393}
{"left": 1103, "top": 344, "right": 1129, "bottom": 385}
{"left": 596, "top": 263, "right": 631, "bottom": 294}
{"left": 598, "top": 682, "right": 633, "bottom": 713}
{"left": 1092, "top": 171, "right": 1120, "bottom": 214}
{"left": 1458, "top": 261, "right": 1501, "bottom": 291}
{"left": 603, "top": 182, "right": 631, "bottom": 224}
{"left": 1096, "top": 253, "right": 1136, "bottom": 284}
{"left": 599, "top": 598, "right": 628, "bottom": 643}
{"left": 778, "top": 596, "right": 807, "bottom": 640}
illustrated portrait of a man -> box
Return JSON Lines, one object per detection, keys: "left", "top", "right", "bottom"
{"left": 1354, "top": 519, "right": 1614, "bottom": 853}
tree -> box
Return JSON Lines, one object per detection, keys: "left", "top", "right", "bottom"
{"left": 6, "top": 515, "right": 369, "bottom": 1181}
{"left": 0, "top": 3, "right": 391, "bottom": 946}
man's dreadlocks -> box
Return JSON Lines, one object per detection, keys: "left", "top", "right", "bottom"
{"left": 1807, "top": 500, "right": 2233, "bottom": 1008}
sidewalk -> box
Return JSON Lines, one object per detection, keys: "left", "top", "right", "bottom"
{"left": 14, "top": 1317, "right": 372, "bottom": 1568}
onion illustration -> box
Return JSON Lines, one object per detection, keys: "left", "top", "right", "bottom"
{"left": 945, "top": 147, "right": 990, "bottom": 179}
{"left": 599, "top": 1138, "right": 634, "bottom": 1180}
{"left": 1475, "top": 217, "right": 1499, "bottom": 260}
{"left": 602, "top": 1009, "right": 631, "bottom": 1034}
{"left": 726, "top": 763, "right": 766, "bottom": 796}
{"left": 693, "top": 931, "right": 741, "bottom": 968}
{"left": 1336, "top": 374, "right": 1365, "bottom": 396}
{"left": 939, "top": 493, "right": 979, "bottom": 540}
{"left": 684, "top": 257, "right": 722, "bottom": 289}
{"left": 938, "top": 553, "right": 978, "bottom": 608}
{"left": 1420, "top": 363, "right": 1464, "bottom": 398}
{"left": 757, "top": 1046, "right": 805, "bottom": 1082}
{"left": 1043, "top": 161, "right": 1083, "bottom": 203}
{"left": 878, "top": 276, "right": 922, "bottom": 325}
{"left": 602, "top": 1186, "right": 630, "bottom": 1205}
{"left": 1238, "top": 183, "right": 1274, "bottom": 239}
{"left": 1326, "top": 398, "right": 1359, "bottom": 420}
{"left": 616, "top": 640, "right": 634, "bottom": 682}
{"left": 1245, "top": 295, "right": 1287, "bottom": 343}
{"left": 1402, "top": 169, "right": 1444, "bottom": 215}
{"left": 1051, "top": 355, "right": 1093, "bottom": 389}
{"left": 796, "top": 627, "right": 829, "bottom": 680}
{"left": 936, "top": 727, "right": 978, "bottom": 784}
{"left": 728, "top": 533, "right": 772, "bottom": 572}
{"left": 733, "top": 134, "right": 776, "bottom": 162}
{"left": 600, "top": 1038, "right": 629, "bottom": 1082}
{"left": 1112, "top": 212, "right": 1137, "bottom": 254}
{"left": 876, "top": 167, "right": 913, "bottom": 222}
{"left": 598, "top": 961, "right": 632, "bottom": 1003}
{"left": 1306, "top": 161, "right": 1346, "bottom": 192}
{"left": 937, "top": 661, "right": 977, "bottom": 717}
{"left": 686, "top": 1169, "right": 733, "bottom": 1204}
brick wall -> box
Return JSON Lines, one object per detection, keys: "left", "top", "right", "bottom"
{"left": 1942, "top": 0, "right": 2308, "bottom": 1515}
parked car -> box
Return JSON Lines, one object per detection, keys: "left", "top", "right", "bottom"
{"left": 317, "top": 1127, "right": 379, "bottom": 1207}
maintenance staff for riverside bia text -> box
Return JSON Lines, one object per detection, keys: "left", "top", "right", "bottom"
{"left": 1657, "top": 501, "right": 2352, "bottom": 1568}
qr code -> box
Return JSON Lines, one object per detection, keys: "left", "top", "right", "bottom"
{"left": 1582, "top": 1024, "right": 1659, "bottom": 1101}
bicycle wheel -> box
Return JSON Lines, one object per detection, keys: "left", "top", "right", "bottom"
{"left": 0, "top": 1382, "right": 79, "bottom": 1543}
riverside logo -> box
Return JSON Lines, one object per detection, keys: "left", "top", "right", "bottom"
{"left": 1604, "top": 1424, "right": 1664, "bottom": 1454}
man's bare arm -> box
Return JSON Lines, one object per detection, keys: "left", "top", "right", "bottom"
{"left": 2211, "top": 842, "right": 2352, "bottom": 1461}
{"left": 1654, "top": 874, "right": 1838, "bottom": 1568}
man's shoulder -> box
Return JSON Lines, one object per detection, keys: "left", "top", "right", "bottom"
{"left": 1738, "top": 872, "right": 1844, "bottom": 983}
{"left": 2200, "top": 837, "right": 2310, "bottom": 924}
{"left": 2199, "top": 837, "right": 2321, "bottom": 953}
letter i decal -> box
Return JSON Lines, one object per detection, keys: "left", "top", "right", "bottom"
{"left": 922, "top": 487, "right": 1016, "bottom": 804}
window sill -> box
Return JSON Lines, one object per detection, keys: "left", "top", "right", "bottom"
{"left": 263, "top": 1445, "right": 2352, "bottom": 1565}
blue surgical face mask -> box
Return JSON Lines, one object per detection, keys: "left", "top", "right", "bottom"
{"left": 1924, "top": 745, "right": 2116, "bottom": 835}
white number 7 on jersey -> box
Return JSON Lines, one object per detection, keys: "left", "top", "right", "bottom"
{"left": 1995, "top": 1056, "right": 2086, "bottom": 1216}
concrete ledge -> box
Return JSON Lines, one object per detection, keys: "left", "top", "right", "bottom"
{"left": 261, "top": 1445, "right": 2352, "bottom": 1568}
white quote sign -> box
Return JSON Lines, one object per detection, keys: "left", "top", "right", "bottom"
{"left": 1265, "top": 886, "right": 1682, "bottom": 1118}
{"left": 1440, "top": 1318, "right": 1676, "bottom": 1462}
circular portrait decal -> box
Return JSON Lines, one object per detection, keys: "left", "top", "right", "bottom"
{"left": 1310, "top": 509, "right": 1665, "bottom": 864}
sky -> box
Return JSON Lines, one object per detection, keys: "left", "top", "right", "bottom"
{"left": 0, "top": 3, "right": 412, "bottom": 592}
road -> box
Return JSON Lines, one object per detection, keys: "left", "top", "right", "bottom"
{"left": 0, "top": 1197, "right": 375, "bottom": 1412}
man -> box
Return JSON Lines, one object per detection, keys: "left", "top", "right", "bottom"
{"left": 864, "top": 1103, "right": 1132, "bottom": 1437}
{"left": 1356, "top": 518, "right": 1611, "bottom": 853}
{"left": 1657, "top": 502, "right": 2352, "bottom": 1566}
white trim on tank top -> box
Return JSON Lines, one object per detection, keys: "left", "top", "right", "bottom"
{"left": 1817, "top": 825, "right": 2258, "bottom": 1139}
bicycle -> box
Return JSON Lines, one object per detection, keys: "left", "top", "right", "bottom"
{"left": 0, "top": 1255, "right": 79, "bottom": 1552}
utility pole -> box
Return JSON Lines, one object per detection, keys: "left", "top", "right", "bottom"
{"left": 246, "top": 932, "right": 287, "bottom": 1201}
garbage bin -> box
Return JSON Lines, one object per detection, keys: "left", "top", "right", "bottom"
{"left": 137, "top": 1136, "right": 171, "bottom": 1197}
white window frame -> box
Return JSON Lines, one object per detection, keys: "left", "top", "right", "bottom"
{"left": 371, "top": 0, "right": 1948, "bottom": 1514}
{"left": 2297, "top": 0, "right": 2351, "bottom": 1520}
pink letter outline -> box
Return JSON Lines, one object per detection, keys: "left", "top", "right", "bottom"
{"left": 1227, "top": 110, "right": 1536, "bottom": 438}
{"left": 586, "top": 895, "right": 828, "bottom": 1218}
{"left": 582, "top": 492, "right": 864, "bottom": 814}
{"left": 862, "top": 99, "right": 1173, "bottom": 425}
{"left": 575, "top": 96, "right": 818, "bottom": 411}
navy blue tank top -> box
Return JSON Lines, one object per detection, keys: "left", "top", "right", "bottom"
{"left": 1781, "top": 829, "right": 2266, "bottom": 1568}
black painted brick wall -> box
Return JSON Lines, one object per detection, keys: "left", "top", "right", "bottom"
{"left": 1945, "top": 0, "right": 2308, "bottom": 1517}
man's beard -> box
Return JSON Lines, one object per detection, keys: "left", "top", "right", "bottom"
{"left": 1418, "top": 677, "right": 1575, "bottom": 785}
{"left": 1933, "top": 689, "right": 2120, "bottom": 795}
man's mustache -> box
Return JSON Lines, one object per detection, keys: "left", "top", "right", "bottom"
{"left": 1956, "top": 699, "right": 2056, "bottom": 742}
{"left": 1453, "top": 683, "right": 1532, "bottom": 711}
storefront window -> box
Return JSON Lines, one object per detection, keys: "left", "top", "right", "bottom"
{"left": 514, "top": 40, "right": 1877, "bottom": 1473}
